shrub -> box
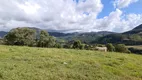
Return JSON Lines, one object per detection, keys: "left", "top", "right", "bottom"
{"left": 115, "top": 44, "right": 131, "bottom": 53}
{"left": 0, "top": 39, "right": 5, "bottom": 45}
{"left": 72, "top": 40, "right": 84, "bottom": 49}
{"left": 54, "top": 43, "right": 63, "bottom": 48}
{"left": 79, "top": 44, "right": 85, "bottom": 50}
{"left": 128, "top": 48, "right": 142, "bottom": 54}
{"left": 106, "top": 43, "right": 115, "bottom": 52}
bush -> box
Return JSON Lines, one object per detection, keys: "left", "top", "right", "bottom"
{"left": 128, "top": 48, "right": 142, "bottom": 54}
{"left": 54, "top": 43, "right": 63, "bottom": 48}
{"left": 72, "top": 40, "right": 84, "bottom": 49}
{"left": 115, "top": 44, "right": 131, "bottom": 53}
{"left": 84, "top": 44, "right": 90, "bottom": 50}
{"left": 79, "top": 44, "right": 85, "bottom": 50}
{"left": 0, "top": 39, "right": 5, "bottom": 45}
{"left": 106, "top": 43, "right": 115, "bottom": 52}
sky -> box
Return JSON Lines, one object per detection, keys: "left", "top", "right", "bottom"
{"left": 0, "top": 0, "right": 142, "bottom": 33}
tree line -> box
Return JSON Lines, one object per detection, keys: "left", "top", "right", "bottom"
{"left": 3, "top": 28, "right": 56, "bottom": 48}
{"left": 2, "top": 27, "right": 84, "bottom": 49}
{"left": 0, "top": 27, "right": 132, "bottom": 53}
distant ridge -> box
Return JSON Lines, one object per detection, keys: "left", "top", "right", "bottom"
{"left": 2, "top": 24, "right": 142, "bottom": 45}
{"left": 0, "top": 27, "right": 115, "bottom": 44}
{"left": 0, "top": 31, "right": 8, "bottom": 38}
{"left": 133, "top": 24, "right": 142, "bottom": 30}
{"left": 97, "top": 24, "right": 142, "bottom": 45}
{"left": 123, "top": 24, "right": 142, "bottom": 34}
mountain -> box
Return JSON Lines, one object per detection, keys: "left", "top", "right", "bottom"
{"left": 49, "top": 31, "right": 115, "bottom": 44}
{"left": 0, "top": 27, "right": 75, "bottom": 38}
{"left": 1, "top": 24, "right": 142, "bottom": 45}
{"left": 133, "top": 24, "right": 142, "bottom": 30}
{"left": 97, "top": 24, "right": 142, "bottom": 45}
{"left": 0, "top": 27, "right": 115, "bottom": 44}
{"left": 124, "top": 24, "right": 142, "bottom": 34}
{"left": 0, "top": 31, "right": 8, "bottom": 38}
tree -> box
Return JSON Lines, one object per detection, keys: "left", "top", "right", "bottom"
{"left": 38, "top": 30, "right": 56, "bottom": 48}
{"left": 72, "top": 40, "right": 84, "bottom": 49}
{"left": 47, "top": 36, "right": 56, "bottom": 48}
{"left": 106, "top": 43, "right": 115, "bottom": 52}
{"left": 0, "top": 39, "right": 4, "bottom": 45}
{"left": 115, "top": 44, "right": 131, "bottom": 53}
{"left": 79, "top": 44, "right": 85, "bottom": 50}
{"left": 54, "top": 43, "right": 63, "bottom": 48}
{"left": 129, "top": 34, "right": 142, "bottom": 41}
{"left": 38, "top": 30, "right": 49, "bottom": 47}
{"left": 4, "top": 27, "right": 36, "bottom": 46}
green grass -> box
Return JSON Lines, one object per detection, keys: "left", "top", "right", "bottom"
{"left": 0, "top": 45, "right": 142, "bottom": 80}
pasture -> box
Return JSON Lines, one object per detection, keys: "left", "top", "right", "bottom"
{"left": 0, "top": 45, "right": 142, "bottom": 80}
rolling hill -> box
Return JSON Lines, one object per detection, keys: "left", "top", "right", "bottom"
{"left": 0, "top": 27, "right": 115, "bottom": 44}
{"left": 0, "top": 31, "right": 7, "bottom": 38}
{"left": 124, "top": 24, "right": 142, "bottom": 34}
{"left": 0, "top": 45, "right": 141, "bottom": 80}
{"left": 96, "top": 24, "right": 142, "bottom": 45}
{"left": 0, "top": 24, "right": 142, "bottom": 44}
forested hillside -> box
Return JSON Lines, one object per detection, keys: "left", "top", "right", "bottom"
{"left": 95, "top": 24, "right": 142, "bottom": 45}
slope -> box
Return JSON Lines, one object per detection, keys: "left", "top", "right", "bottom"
{"left": 0, "top": 45, "right": 141, "bottom": 80}
{"left": 97, "top": 24, "right": 142, "bottom": 45}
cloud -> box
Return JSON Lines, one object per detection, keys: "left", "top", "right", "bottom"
{"left": 96, "top": 9, "right": 123, "bottom": 31}
{"left": 96, "top": 9, "right": 142, "bottom": 32}
{"left": 113, "top": 0, "right": 139, "bottom": 8}
{"left": 0, "top": 0, "right": 142, "bottom": 33}
{"left": 0, "top": 0, "right": 103, "bottom": 32}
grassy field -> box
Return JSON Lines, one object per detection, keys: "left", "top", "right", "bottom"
{"left": 0, "top": 45, "right": 142, "bottom": 80}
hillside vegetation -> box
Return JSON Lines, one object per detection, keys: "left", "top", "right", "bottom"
{"left": 96, "top": 24, "right": 142, "bottom": 45}
{"left": 0, "top": 45, "right": 142, "bottom": 80}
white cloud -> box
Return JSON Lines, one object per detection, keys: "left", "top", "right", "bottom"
{"left": 113, "top": 0, "right": 139, "bottom": 8}
{"left": 96, "top": 9, "right": 142, "bottom": 32}
{"left": 0, "top": 0, "right": 142, "bottom": 33}
{"left": 96, "top": 9, "right": 123, "bottom": 31}
{"left": 0, "top": 0, "right": 103, "bottom": 32}
{"left": 18, "top": 2, "right": 41, "bottom": 14}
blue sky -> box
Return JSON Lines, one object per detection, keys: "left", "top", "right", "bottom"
{"left": 121, "top": 0, "right": 142, "bottom": 14}
{"left": 98, "top": 0, "right": 115, "bottom": 18}
{"left": 74, "top": 0, "right": 142, "bottom": 18}
{"left": 99, "top": 0, "right": 142, "bottom": 18}
{"left": 0, "top": 0, "right": 142, "bottom": 32}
